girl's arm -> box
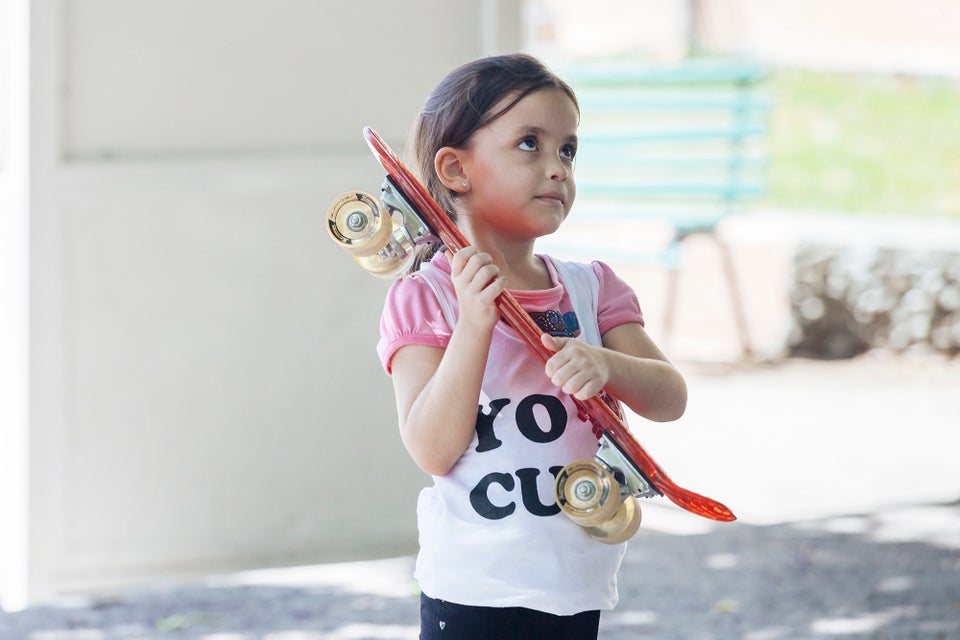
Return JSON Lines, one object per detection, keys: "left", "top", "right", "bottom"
{"left": 389, "top": 248, "right": 506, "bottom": 476}
{"left": 542, "top": 324, "right": 687, "bottom": 422}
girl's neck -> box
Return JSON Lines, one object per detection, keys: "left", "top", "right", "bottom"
{"left": 463, "top": 234, "right": 551, "bottom": 291}
{"left": 455, "top": 209, "right": 554, "bottom": 290}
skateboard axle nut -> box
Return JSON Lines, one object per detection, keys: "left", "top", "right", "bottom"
{"left": 573, "top": 479, "right": 598, "bottom": 502}
{"left": 346, "top": 210, "right": 369, "bottom": 232}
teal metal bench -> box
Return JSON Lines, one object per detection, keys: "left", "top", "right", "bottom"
{"left": 546, "top": 57, "right": 770, "bottom": 358}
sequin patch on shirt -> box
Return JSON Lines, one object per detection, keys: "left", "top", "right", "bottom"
{"left": 529, "top": 310, "right": 580, "bottom": 337}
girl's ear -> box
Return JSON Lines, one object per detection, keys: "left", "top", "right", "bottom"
{"left": 434, "top": 147, "right": 470, "bottom": 193}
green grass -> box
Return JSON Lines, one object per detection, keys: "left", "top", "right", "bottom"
{"left": 764, "top": 69, "right": 960, "bottom": 218}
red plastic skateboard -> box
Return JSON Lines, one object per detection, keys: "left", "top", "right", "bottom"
{"left": 327, "top": 127, "right": 736, "bottom": 541}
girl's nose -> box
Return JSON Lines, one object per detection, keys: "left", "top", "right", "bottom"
{"left": 549, "top": 155, "right": 569, "bottom": 182}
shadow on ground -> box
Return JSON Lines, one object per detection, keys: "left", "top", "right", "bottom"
{"left": 3, "top": 503, "right": 958, "bottom": 639}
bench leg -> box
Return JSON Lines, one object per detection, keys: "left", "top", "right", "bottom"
{"left": 661, "top": 234, "right": 754, "bottom": 360}
{"left": 662, "top": 264, "right": 681, "bottom": 351}
{"left": 712, "top": 233, "right": 754, "bottom": 359}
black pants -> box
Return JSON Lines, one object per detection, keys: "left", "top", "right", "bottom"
{"left": 419, "top": 592, "right": 601, "bottom": 640}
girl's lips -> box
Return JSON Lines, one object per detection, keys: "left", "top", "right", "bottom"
{"left": 536, "top": 192, "right": 565, "bottom": 205}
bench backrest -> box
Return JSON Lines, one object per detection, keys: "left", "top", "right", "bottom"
{"left": 560, "top": 57, "right": 770, "bottom": 240}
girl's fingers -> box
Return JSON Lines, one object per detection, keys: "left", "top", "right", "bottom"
{"left": 555, "top": 368, "right": 601, "bottom": 400}
{"left": 452, "top": 247, "right": 490, "bottom": 271}
{"left": 449, "top": 248, "right": 504, "bottom": 331}
{"left": 452, "top": 249, "right": 499, "bottom": 287}
{"left": 540, "top": 333, "right": 562, "bottom": 353}
{"left": 543, "top": 338, "right": 607, "bottom": 400}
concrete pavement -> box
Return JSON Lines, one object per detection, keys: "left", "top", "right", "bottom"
{"left": 3, "top": 503, "right": 958, "bottom": 639}
{"left": 2, "top": 353, "right": 958, "bottom": 639}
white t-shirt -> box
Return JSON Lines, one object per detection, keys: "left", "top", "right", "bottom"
{"left": 377, "top": 252, "right": 644, "bottom": 616}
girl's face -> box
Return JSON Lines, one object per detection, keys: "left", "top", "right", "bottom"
{"left": 457, "top": 88, "right": 579, "bottom": 242}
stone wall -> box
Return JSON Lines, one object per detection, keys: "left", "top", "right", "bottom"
{"left": 790, "top": 245, "right": 960, "bottom": 359}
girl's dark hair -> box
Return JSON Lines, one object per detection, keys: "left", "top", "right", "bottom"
{"left": 407, "top": 53, "right": 578, "bottom": 272}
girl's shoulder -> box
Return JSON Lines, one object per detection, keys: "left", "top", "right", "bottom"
{"left": 541, "top": 255, "right": 623, "bottom": 291}
{"left": 387, "top": 251, "right": 452, "bottom": 297}
{"left": 383, "top": 250, "right": 462, "bottom": 329}
{"left": 378, "top": 253, "right": 456, "bottom": 373}
{"left": 542, "top": 254, "right": 644, "bottom": 329}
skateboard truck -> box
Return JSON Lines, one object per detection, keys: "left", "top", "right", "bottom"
{"left": 596, "top": 434, "right": 661, "bottom": 500}
{"left": 554, "top": 435, "right": 662, "bottom": 545}
{"left": 326, "top": 178, "right": 434, "bottom": 278}
{"left": 380, "top": 178, "right": 434, "bottom": 246}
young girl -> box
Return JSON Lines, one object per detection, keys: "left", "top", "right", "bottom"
{"left": 376, "top": 53, "right": 687, "bottom": 640}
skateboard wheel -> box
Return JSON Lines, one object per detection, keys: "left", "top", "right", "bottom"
{"left": 353, "top": 250, "right": 415, "bottom": 279}
{"left": 555, "top": 460, "right": 622, "bottom": 527}
{"left": 584, "top": 496, "right": 642, "bottom": 545}
{"left": 327, "top": 191, "right": 394, "bottom": 257}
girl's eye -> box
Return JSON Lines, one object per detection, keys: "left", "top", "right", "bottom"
{"left": 518, "top": 136, "right": 538, "bottom": 151}
{"left": 560, "top": 144, "right": 577, "bottom": 161}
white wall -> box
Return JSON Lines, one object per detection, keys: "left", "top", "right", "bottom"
{"left": 9, "top": 0, "right": 521, "bottom": 604}
{"left": 0, "top": 0, "right": 30, "bottom": 612}
{"left": 524, "top": 0, "right": 691, "bottom": 62}
{"left": 0, "top": 0, "right": 10, "bottom": 168}
{"left": 703, "top": 0, "right": 960, "bottom": 77}
{"left": 528, "top": 0, "right": 960, "bottom": 77}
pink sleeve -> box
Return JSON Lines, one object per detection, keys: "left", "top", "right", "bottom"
{"left": 592, "top": 261, "right": 644, "bottom": 335}
{"left": 376, "top": 275, "right": 452, "bottom": 375}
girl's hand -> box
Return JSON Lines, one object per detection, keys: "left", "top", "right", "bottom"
{"left": 450, "top": 247, "right": 506, "bottom": 333}
{"left": 541, "top": 333, "right": 610, "bottom": 400}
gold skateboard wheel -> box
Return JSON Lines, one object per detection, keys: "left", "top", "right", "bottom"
{"left": 583, "top": 496, "right": 641, "bottom": 545}
{"left": 555, "top": 460, "right": 622, "bottom": 527}
{"left": 353, "top": 250, "right": 415, "bottom": 278}
{"left": 327, "top": 191, "right": 394, "bottom": 257}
